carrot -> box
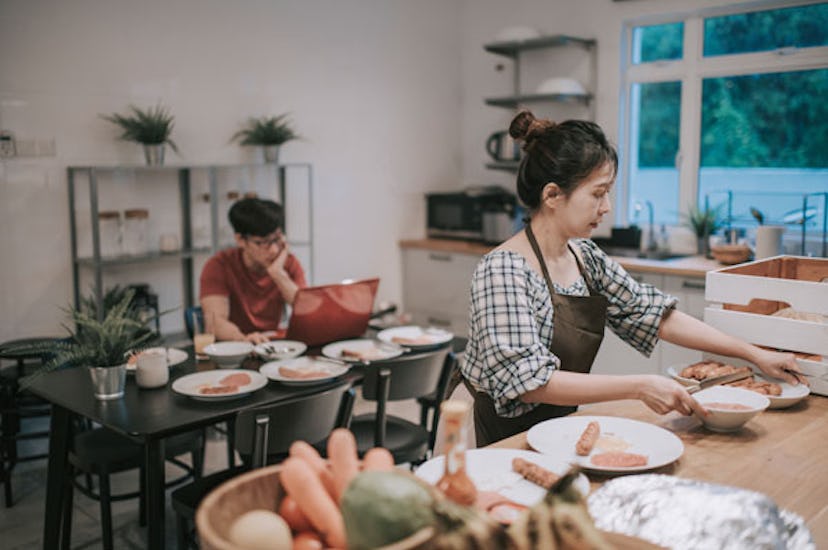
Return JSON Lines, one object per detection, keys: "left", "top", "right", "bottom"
{"left": 289, "top": 440, "right": 337, "bottom": 499}
{"left": 362, "top": 447, "right": 394, "bottom": 472}
{"left": 281, "top": 457, "right": 346, "bottom": 549}
{"left": 327, "top": 428, "right": 360, "bottom": 501}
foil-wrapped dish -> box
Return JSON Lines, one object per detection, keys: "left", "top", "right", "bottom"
{"left": 587, "top": 474, "right": 814, "bottom": 550}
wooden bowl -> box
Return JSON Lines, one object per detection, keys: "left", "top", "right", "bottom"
{"left": 710, "top": 244, "right": 752, "bottom": 265}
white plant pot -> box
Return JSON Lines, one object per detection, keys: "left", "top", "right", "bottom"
{"left": 143, "top": 144, "right": 166, "bottom": 166}
{"left": 262, "top": 145, "right": 280, "bottom": 164}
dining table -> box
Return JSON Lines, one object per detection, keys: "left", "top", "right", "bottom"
{"left": 28, "top": 346, "right": 361, "bottom": 550}
{"left": 488, "top": 395, "right": 828, "bottom": 547}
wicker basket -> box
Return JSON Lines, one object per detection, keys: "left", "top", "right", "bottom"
{"left": 710, "top": 244, "right": 752, "bottom": 265}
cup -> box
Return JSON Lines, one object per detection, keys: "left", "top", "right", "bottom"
{"left": 193, "top": 309, "right": 216, "bottom": 361}
{"left": 159, "top": 233, "right": 180, "bottom": 252}
{"left": 135, "top": 348, "right": 169, "bottom": 389}
{"left": 755, "top": 225, "right": 784, "bottom": 259}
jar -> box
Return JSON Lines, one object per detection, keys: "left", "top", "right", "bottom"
{"left": 193, "top": 192, "right": 212, "bottom": 249}
{"left": 97, "top": 210, "right": 122, "bottom": 258}
{"left": 123, "top": 208, "right": 149, "bottom": 255}
{"left": 220, "top": 190, "right": 241, "bottom": 246}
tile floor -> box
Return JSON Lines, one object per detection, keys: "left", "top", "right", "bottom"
{"left": 1, "top": 386, "right": 475, "bottom": 549}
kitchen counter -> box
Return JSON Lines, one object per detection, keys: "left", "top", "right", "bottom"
{"left": 400, "top": 238, "right": 723, "bottom": 277}
{"left": 487, "top": 396, "right": 828, "bottom": 546}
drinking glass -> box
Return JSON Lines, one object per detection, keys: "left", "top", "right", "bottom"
{"left": 193, "top": 309, "right": 215, "bottom": 361}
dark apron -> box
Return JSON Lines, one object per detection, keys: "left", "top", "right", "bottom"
{"left": 469, "top": 225, "right": 609, "bottom": 447}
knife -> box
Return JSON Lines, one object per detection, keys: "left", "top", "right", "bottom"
{"left": 687, "top": 370, "right": 753, "bottom": 394}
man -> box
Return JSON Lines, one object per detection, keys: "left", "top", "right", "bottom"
{"left": 200, "top": 198, "right": 306, "bottom": 343}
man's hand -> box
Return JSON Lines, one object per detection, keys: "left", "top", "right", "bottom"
{"left": 245, "top": 332, "right": 273, "bottom": 345}
{"left": 266, "top": 235, "right": 290, "bottom": 281}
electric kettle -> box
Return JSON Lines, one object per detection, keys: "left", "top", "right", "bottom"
{"left": 486, "top": 131, "right": 521, "bottom": 162}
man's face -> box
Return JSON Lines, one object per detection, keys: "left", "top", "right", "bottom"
{"left": 237, "top": 229, "right": 284, "bottom": 268}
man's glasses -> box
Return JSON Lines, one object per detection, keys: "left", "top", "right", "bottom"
{"left": 245, "top": 233, "right": 283, "bottom": 249}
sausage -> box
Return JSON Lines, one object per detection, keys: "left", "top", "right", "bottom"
{"left": 280, "top": 457, "right": 346, "bottom": 548}
{"left": 511, "top": 457, "right": 560, "bottom": 489}
{"left": 575, "top": 421, "right": 600, "bottom": 456}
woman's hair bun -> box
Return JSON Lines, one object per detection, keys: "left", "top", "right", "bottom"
{"left": 509, "top": 110, "right": 556, "bottom": 143}
{"left": 509, "top": 110, "right": 536, "bottom": 140}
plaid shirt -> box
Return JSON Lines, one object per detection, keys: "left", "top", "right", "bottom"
{"left": 462, "top": 238, "right": 677, "bottom": 417}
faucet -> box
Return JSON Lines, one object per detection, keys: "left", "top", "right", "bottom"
{"left": 644, "top": 200, "right": 657, "bottom": 252}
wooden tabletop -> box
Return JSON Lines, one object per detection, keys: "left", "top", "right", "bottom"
{"left": 488, "top": 396, "right": 828, "bottom": 546}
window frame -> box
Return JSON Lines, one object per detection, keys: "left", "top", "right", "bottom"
{"left": 617, "top": 0, "right": 828, "bottom": 227}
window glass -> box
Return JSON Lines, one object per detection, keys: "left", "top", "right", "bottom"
{"left": 628, "top": 81, "right": 682, "bottom": 226}
{"left": 633, "top": 22, "right": 683, "bottom": 64}
{"left": 698, "top": 68, "right": 828, "bottom": 228}
{"left": 704, "top": 3, "right": 828, "bottom": 57}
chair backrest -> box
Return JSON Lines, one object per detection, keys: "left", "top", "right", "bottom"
{"left": 234, "top": 378, "right": 355, "bottom": 467}
{"left": 184, "top": 306, "right": 203, "bottom": 340}
{"left": 361, "top": 348, "right": 450, "bottom": 403}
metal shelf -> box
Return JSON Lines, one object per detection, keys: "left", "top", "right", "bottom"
{"left": 75, "top": 247, "right": 214, "bottom": 267}
{"left": 484, "top": 35, "right": 596, "bottom": 58}
{"left": 485, "top": 161, "right": 520, "bottom": 173}
{"left": 484, "top": 92, "right": 593, "bottom": 109}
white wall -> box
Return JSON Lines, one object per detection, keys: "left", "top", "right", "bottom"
{"left": 0, "top": 0, "right": 463, "bottom": 339}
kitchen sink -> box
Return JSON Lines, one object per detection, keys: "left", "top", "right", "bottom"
{"left": 600, "top": 245, "right": 691, "bottom": 261}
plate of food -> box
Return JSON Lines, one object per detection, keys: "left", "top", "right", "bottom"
{"left": 253, "top": 340, "right": 307, "bottom": 361}
{"left": 376, "top": 325, "right": 453, "bottom": 349}
{"left": 171, "top": 370, "right": 267, "bottom": 401}
{"left": 667, "top": 361, "right": 810, "bottom": 409}
{"left": 259, "top": 357, "right": 349, "bottom": 386}
{"left": 527, "top": 416, "right": 684, "bottom": 474}
{"left": 321, "top": 339, "right": 404, "bottom": 363}
{"left": 126, "top": 347, "right": 188, "bottom": 373}
{"left": 415, "top": 448, "right": 591, "bottom": 508}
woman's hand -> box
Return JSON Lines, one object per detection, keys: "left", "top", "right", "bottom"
{"left": 635, "top": 375, "right": 707, "bottom": 417}
{"left": 750, "top": 347, "right": 807, "bottom": 385}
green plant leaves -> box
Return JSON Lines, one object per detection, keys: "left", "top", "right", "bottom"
{"left": 231, "top": 114, "right": 298, "bottom": 146}
{"left": 101, "top": 104, "right": 179, "bottom": 152}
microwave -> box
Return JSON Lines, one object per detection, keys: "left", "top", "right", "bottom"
{"left": 426, "top": 186, "right": 519, "bottom": 243}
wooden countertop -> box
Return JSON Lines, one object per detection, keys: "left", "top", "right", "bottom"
{"left": 400, "top": 238, "right": 723, "bottom": 278}
{"left": 487, "top": 396, "right": 828, "bottom": 546}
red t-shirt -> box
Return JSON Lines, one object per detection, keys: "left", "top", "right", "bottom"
{"left": 199, "top": 248, "right": 307, "bottom": 334}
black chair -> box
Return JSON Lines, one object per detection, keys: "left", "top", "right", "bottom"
{"left": 171, "top": 378, "right": 356, "bottom": 549}
{"left": 0, "top": 336, "right": 62, "bottom": 507}
{"left": 349, "top": 348, "right": 455, "bottom": 466}
{"left": 60, "top": 425, "right": 205, "bottom": 550}
{"left": 183, "top": 305, "right": 203, "bottom": 339}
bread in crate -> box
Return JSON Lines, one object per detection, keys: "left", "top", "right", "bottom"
{"left": 703, "top": 255, "right": 828, "bottom": 395}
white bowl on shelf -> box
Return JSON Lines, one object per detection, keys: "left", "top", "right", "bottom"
{"left": 535, "top": 77, "right": 586, "bottom": 95}
{"left": 494, "top": 26, "right": 542, "bottom": 42}
{"left": 693, "top": 386, "right": 769, "bottom": 432}
{"left": 203, "top": 342, "right": 254, "bottom": 368}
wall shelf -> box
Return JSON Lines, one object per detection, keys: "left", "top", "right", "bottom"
{"left": 483, "top": 35, "right": 596, "bottom": 58}
{"left": 484, "top": 92, "right": 593, "bottom": 108}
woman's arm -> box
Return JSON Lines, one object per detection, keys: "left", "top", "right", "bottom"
{"left": 658, "top": 309, "right": 804, "bottom": 385}
{"left": 520, "top": 370, "right": 707, "bottom": 417}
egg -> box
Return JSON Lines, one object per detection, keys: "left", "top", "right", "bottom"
{"left": 228, "top": 509, "right": 292, "bottom": 550}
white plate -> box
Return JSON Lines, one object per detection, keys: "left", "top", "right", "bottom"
{"left": 752, "top": 374, "right": 810, "bottom": 409}
{"left": 259, "top": 357, "right": 349, "bottom": 386}
{"left": 415, "top": 448, "right": 590, "bottom": 505}
{"left": 376, "top": 325, "right": 453, "bottom": 349}
{"left": 321, "top": 339, "right": 404, "bottom": 363}
{"left": 125, "top": 347, "right": 189, "bottom": 373}
{"left": 253, "top": 340, "right": 307, "bottom": 361}
{"left": 666, "top": 364, "right": 810, "bottom": 409}
{"left": 527, "top": 416, "right": 684, "bottom": 473}
{"left": 171, "top": 369, "right": 267, "bottom": 401}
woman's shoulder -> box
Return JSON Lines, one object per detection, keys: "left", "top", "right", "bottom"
{"left": 477, "top": 248, "right": 530, "bottom": 274}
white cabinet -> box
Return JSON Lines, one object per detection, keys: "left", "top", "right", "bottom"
{"left": 660, "top": 275, "right": 707, "bottom": 367}
{"left": 401, "top": 248, "right": 480, "bottom": 336}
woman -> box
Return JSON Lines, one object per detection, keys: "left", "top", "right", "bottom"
{"left": 462, "top": 110, "right": 804, "bottom": 446}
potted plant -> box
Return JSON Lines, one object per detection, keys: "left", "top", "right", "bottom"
{"left": 231, "top": 114, "right": 299, "bottom": 164}
{"left": 684, "top": 205, "right": 724, "bottom": 257}
{"left": 101, "top": 104, "right": 179, "bottom": 166}
{"left": 18, "top": 289, "right": 159, "bottom": 399}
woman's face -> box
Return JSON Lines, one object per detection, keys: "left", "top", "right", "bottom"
{"left": 558, "top": 162, "right": 614, "bottom": 238}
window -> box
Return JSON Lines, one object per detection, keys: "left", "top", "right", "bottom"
{"left": 621, "top": 2, "right": 828, "bottom": 252}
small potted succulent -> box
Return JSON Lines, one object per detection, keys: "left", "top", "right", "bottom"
{"left": 231, "top": 114, "right": 299, "bottom": 164}
{"left": 101, "top": 104, "right": 179, "bottom": 165}
{"left": 684, "top": 205, "right": 724, "bottom": 257}
{"left": 17, "top": 288, "right": 159, "bottom": 399}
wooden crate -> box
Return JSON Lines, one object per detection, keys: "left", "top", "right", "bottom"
{"left": 703, "top": 255, "right": 828, "bottom": 395}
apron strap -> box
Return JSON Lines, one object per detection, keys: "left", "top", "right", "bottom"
{"left": 525, "top": 224, "right": 596, "bottom": 296}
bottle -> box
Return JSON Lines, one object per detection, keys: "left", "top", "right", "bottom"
{"left": 97, "top": 210, "right": 122, "bottom": 258}
{"left": 193, "top": 192, "right": 212, "bottom": 249}
{"left": 436, "top": 400, "right": 477, "bottom": 506}
{"left": 123, "top": 208, "right": 149, "bottom": 255}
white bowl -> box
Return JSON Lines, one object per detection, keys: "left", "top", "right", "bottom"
{"left": 203, "top": 341, "right": 254, "bottom": 368}
{"left": 494, "top": 26, "right": 542, "bottom": 42}
{"left": 535, "top": 77, "right": 586, "bottom": 95}
{"left": 693, "top": 386, "right": 770, "bottom": 432}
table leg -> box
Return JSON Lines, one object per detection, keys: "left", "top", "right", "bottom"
{"left": 42, "top": 405, "right": 70, "bottom": 550}
{"left": 145, "top": 437, "right": 166, "bottom": 549}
